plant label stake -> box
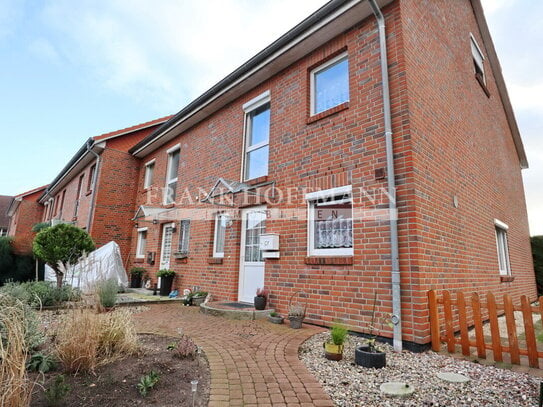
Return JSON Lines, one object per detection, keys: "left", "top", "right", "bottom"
{"left": 191, "top": 380, "right": 198, "bottom": 407}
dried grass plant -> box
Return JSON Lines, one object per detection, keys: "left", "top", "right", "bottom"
{"left": 54, "top": 308, "right": 139, "bottom": 374}
{"left": 0, "top": 298, "right": 34, "bottom": 407}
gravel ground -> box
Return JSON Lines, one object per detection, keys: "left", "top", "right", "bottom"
{"left": 300, "top": 332, "right": 541, "bottom": 406}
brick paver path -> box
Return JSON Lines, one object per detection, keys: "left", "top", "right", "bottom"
{"left": 133, "top": 303, "right": 334, "bottom": 407}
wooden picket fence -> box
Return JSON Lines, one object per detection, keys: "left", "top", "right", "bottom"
{"left": 427, "top": 290, "right": 543, "bottom": 368}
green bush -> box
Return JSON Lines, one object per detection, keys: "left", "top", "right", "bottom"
{"left": 97, "top": 279, "right": 118, "bottom": 308}
{"left": 0, "top": 237, "right": 35, "bottom": 285}
{"left": 532, "top": 236, "right": 543, "bottom": 294}
{"left": 0, "top": 281, "right": 81, "bottom": 308}
{"left": 33, "top": 224, "right": 95, "bottom": 288}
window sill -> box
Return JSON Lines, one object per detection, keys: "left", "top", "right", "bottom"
{"left": 305, "top": 256, "right": 353, "bottom": 265}
{"left": 163, "top": 203, "right": 175, "bottom": 209}
{"left": 173, "top": 252, "right": 188, "bottom": 259}
{"left": 500, "top": 275, "right": 515, "bottom": 283}
{"left": 207, "top": 257, "right": 223, "bottom": 265}
{"left": 85, "top": 190, "right": 93, "bottom": 196}
{"left": 307, "top": 102, "right": 349, "bottom": 125}
{"left": 245, "top": 175, "right": 268, "bottom": 186}
{"left": 475, "top": 73, "right": 490, "bottom": 97}
{"left": 133, "top": 258, "right": 144, "bottom": 264}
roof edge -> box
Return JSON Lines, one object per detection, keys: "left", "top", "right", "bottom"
{"left": 471, "top": 0, "right": 528, "bottom": 169}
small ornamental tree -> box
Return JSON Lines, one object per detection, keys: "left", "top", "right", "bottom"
{"left": 33, "top": 224, "right": 95, "bottom": 288}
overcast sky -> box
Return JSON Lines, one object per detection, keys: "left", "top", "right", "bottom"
{"left": 0, "top": 0, "right": 541, "bottom": 235}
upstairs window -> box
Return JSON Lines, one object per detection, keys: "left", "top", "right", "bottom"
{"left": 177, "top": 219, "right": 191, "bottom": 255}
{"left": 74, "top": 174, "right": 84, "bottom": 217}
{"left": 87, "top": 164, "right": 96, "bottom": 192}
{"left": 136, "top": 228, "right": 148, "bottom": 259}
{"left": 495, "top": 220, "right": 511, "bottom": 276}
{"left": 164, "top": 146, "right": 180, "bottom": 204}
{"left": 470, "top": 34, "right": 485, "bottom": 84}
{"left": 243, "top": 91, "right": 270, "bottom": 181}
{"left": 310, "top": 53, "right": 349, "bottom": 115}
{"left": 144, "top": 159, "right": 155, "bottom": 189}
{"left": 306, "top": 186, "right": 353, "bottom": 256}
{"left": 213, "top": 213, "right": 228, "bottom": 258}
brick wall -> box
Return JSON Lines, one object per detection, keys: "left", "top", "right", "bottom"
{"left": 9, "top": 190, "right": 45, "bottom": 254}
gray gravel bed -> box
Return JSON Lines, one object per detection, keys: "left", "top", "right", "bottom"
{"left": 299, "top": 332, "right": 540, "bottom": 406}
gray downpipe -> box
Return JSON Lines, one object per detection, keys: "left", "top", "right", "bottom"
{"left": 86, "top": 140, "right": 101, "bottom": 232}
{"left": 368, "top": 0, "right": 403, "bottom": 352}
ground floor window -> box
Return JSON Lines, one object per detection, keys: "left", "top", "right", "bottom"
{"left": 306, "top": 185, "right": 353, "bottom": 256}
{"left": 136, "top": 228, "right": 147, "bottom": 258}
{"left": 177, "top": 219, "right": 191, "bottom": 255}
{"left": 495, "top": 219, "right": 511, "bottom": 276}
{"left": 213, "top": 213, "right": 228, "bottom": 258}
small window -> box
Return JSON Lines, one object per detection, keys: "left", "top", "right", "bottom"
{"left": 178, "top": 219, "right": 191, "bottom": 254}
{"left": 59, "top": 190, "right": 66, "bottom": 216}
{"left": 213, "top": 213, "right": 228, "bottom": 258}
{"left": 87, "top": 164, "right": 96, "bottom": 192}
{"left": 495, "top": 220, "right": 511, "bottom": 276}
{"left": 310, "top": 53, "right": 349, "bottom": 116}
{"left": 0, "top": 228, "right": 7, "bottom": 237}
{"left": 244, "top": 103, "right": 270, "bottom": 180}
{"left": 136, "top": 228, "right": 148, "bottom": 258}
{"left": 74, "top": 174, "right": 84, "bottom": 217}
{"left": 306, "top": 186, "right": 353, "bottom": 256}
{"left": 164, "top": 147, "right": 180, "bottom": 204}
{"left": 470, "top": 34, "right": 485, "bottom": 84}
{"left": 144, "top": 160, "right": 155, "bottom": 189}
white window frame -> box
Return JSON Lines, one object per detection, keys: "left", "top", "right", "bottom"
{"left": 242, "top": 91, "right": 270, "bottom": 181}
{"left": 494, "top": 219, "right": 511, "bottom": 276}
{"left": 0, "top": 228, "right": 7, "bottom": 237}
{"left": 310, "top": 52, "right": 349, "bottom": 116}
{"left": 136, "top": 227, "right": 148, "bottom": 259}
{"left": 144, "top": 159, "right": 155, "bottom": 189}
{"left": 306, "top": 185, "right": 353, "bottom": 256}
{"left": 470, "top": 34, "right": 485, "bottom": 84}
{"left": 213, "top": 213, "right": 228, "bottom": 258}
{"left": 164, "top": 145, "right": 180, "bottom": 204}
{"left": 177, "top": 219, "right": 191, "bottom": 255}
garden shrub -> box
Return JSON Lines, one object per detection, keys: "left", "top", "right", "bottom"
{"left": 0, "top": 237, "right": 35, "bottom": 285}
{"left": 96, "top": 278, "right": 118, "bottom": 309}
{"left": 532, "top": 235, "right": 543, "bottom": 294}
{"left": 0, "top": 294, "right": 44, "bottom": 352}
{"left": 0, "top": 281, "right": 81, "bottom": 308}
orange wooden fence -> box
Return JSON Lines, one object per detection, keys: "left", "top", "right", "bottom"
{"left": 427, "top": 290, "right": 543, "bottom": 368}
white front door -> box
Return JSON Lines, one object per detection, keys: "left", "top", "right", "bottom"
{"left": 160, "top": 223, "right": 174, "bottom": 270}
{"left": 238, "top": 206, "right": 267, "bottom": 303}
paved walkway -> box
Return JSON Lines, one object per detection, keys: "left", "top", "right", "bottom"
{"left": 133, "top": 303, "right": 334, "bottom": 407}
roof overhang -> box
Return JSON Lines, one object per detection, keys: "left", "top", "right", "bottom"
{"left": 132, "top": 205, "right": 171, "bottom": 220}
{"left": 40, "top": 140, "right": 105, "bottom": 203}
{"left": 130, "top": 0, "right": 394, "bottom": 157}
{"left": 471, "top": 0, "right": 528, "bottom": 169}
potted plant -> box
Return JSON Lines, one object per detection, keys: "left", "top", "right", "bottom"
{"left": 254, "top": 287, "right": 268, "bottom": 310}
{"left": 287, "top": 291, "right": 307, "bottom": 329}
{"left": 156, "top": 269, "right": 176, "bottom": 296}
{"left": 191, "top": 291, "right": 208, "bottom": 306}
{"left": 268, "top": 311, "right": 284, "bottom": 324}
{"left": 324, "top": 323, "right": 348, "bottom": 361}
{"left": 354, "top": 293, "right": 392, "bottom": 369}
{"left": 130, "top": 267, "right": 146, "bottom": 288}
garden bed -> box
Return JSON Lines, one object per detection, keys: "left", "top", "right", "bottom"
{"left": 300, "top": 332, "right": 540, "bottom": 406}
{"left": 30, "top": 333, "right": 209, "bottom": 406}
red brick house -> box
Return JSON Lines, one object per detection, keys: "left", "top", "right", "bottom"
{"left": 125, "top": 0, "right": 534, "bottom": 349}
{"left": 7, "top": 186, "right": 48, "bottom": 254}
{"left": 38, "top": 116, "right": 172, "bottom": 263}
{"left": 0, "top": 195, "right": 13, "bottom": 237}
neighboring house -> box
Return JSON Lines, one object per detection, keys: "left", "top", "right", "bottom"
{"left": 0, "top": 195, "right": 13, "bottom": 237}
{"left": 39, "top": 116, "right": 172, "bottom": 264}
{"left": 7, "top": 186, "right": 48, "bottom": 254}
{"left": 126, "top": 0, "right": 534, "bottom": 348}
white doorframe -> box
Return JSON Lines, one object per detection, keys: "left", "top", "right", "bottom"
{"left": 238, "top": 206, "right": 267, "bottom": 303}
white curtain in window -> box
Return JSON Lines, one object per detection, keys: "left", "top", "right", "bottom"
{"left": 315, "top": 217, "right": 352, "bottom": 249}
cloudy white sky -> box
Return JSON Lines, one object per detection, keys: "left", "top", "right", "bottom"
{"left": 0, "top": 0, "right": 541, "bottom": 235}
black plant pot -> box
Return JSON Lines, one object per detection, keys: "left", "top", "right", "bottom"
{"left": 254, "top": 296, "right": 267, "bottom": 310}
{"left": 355, "top": 345, "right": 386, "bottom": 369}
{"left": 159, "top": 275, "right": 174, "bottom": 296}
{"left": 130, "top": 275, "right": 142, "bottom": 288}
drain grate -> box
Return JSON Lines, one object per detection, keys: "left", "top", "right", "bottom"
{"left": 220, "top": 302, "right": 254, "bottom": 309}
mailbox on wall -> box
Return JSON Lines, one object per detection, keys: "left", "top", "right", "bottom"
{"left": 259, "top": 233, "right": 279, "bottom": 251}
{"left": 260, "top": 233, "right": 280, "bottom": 258}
